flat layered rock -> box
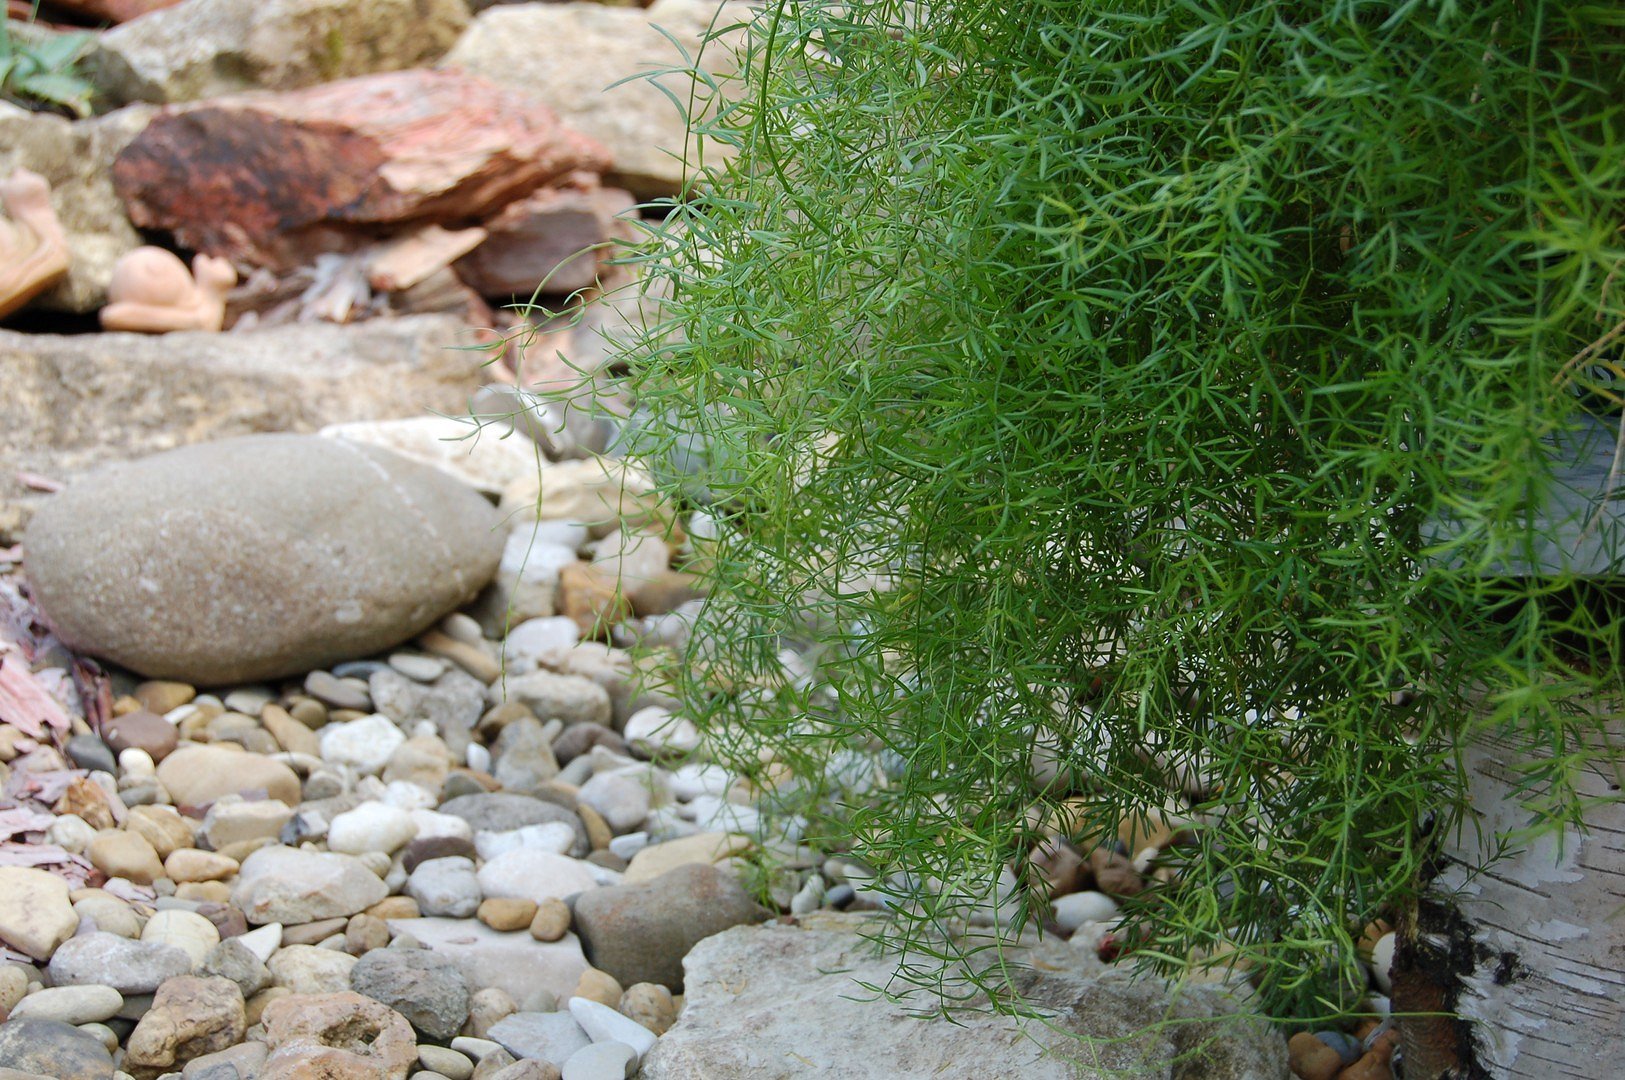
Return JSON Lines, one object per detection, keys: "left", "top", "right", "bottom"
{"left": 0, "top": 315, "right": 487, "bottom": 541}
{"left": 113, "top": 69, "right": 611, "bottom": 270}
{"left": 92, "top": 0, "right": 470, "bottom": 104}
{"left": 643, "top": 913, "right": 1290, "bottom": 1080}
{"left": 440, "top": 0, "right": 751, "bottom": 197}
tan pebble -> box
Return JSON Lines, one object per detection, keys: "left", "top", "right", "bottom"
{"left": 345, "top": 913, "right": 390, "bottom": 956}
{"left": 216, "top": 837, "right": 276, "bottom": 864}
{"left": 125, "top": 805, "right": 196, "bottom": 859}
{"left": 87, "top": 830, "right": 164, "bottom": 885}
{"left": 572, "top": 967, "right": 622, "bottom": 1008}
{"left": 164, "top": 849, "right": 238, "bottom": 883}
{"left": 1357, "top": 919, "right": 1393, "bottom": 962}
{"left": 1287, "top": 1032, "right": 1344, "bottom": 1080}
{"left": 365, "top": 896, "right": 420, "bottom": 920}
{"left": 419, "top": 630, "right": 501, "bottom": 683}
{"left": 477, "top": 898, "right": 537, "bottom": 933}
{"left": 54, "top": 778, "right": 116, "bottom": 831}
{"left": 1087, "top": 846, "right": 1144, "bottom": 898}
{"left": 112, "top": 695, "right": 143, "bottom": 717}
{"left": 475, "top": 702, "right": 534, "bottom": 742}
{"left": 328, "top": 708, "right": 368, "bottom": 724}
{"left": 244, "top": 986, "right": 289, "bottom": 1027}
{"left": 0, "top": 966, "right": 25, "bottom": 1012}
{"left": 617, "top": 982, "right": 675, "bottom": 1035}
{"left": 1353, "top": 1029, "right": 1398, "bottom": 1076}
{"left": 77, "top": 1021, "right": 119, "bottom": 1053}
{"left": 135, "top": 680, "right": 195, "bottom": 714}
{"left": 466, "top": 986, "right": 517, "bottom": 1039}
{"left": 281, "top": 918, "right": 347, "bottom": 947}
{"left": 419, "top": 1043, "right": 475, "bottom": 1080}
{"left": 529, "top": 898, "right": 571, "bottom": 942}
{"left": 576, "top": 804, "right": 613, "bottom": 852}
{"left": 285, "top": 697, "right": 328, "bottom": 728}
{"left": 260, "top": 705, "right": 320, "bottom": 756}
{"left": 174, "top": 881, "right": 234, "bottom": 904}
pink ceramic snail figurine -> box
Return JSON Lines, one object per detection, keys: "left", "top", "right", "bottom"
{"left": 0, "top": 168, "right": 71, "bottom": 320}
{"left": 99, "top": 246, "right": 237, "bottom": 333}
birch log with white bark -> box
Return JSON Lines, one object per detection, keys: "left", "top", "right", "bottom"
{"left": 1396, "top": 717, "right": 1624, "bottom": 1078}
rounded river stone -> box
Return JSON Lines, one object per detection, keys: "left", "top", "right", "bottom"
{"left": 25, "top": 434, "right": 504, "bottom": 684}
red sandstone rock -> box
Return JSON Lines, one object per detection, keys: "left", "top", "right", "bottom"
{"left": 112, "top": 70, "right": 613, "bottom": 270}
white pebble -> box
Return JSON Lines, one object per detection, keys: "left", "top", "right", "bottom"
{"left": 320, "top": 714, "right": 406, "bottom": 774}
{"left": 1371, "top": 932, "right": 1395, "bottom": 994}
{"left": 474, "top": 822, "right": 577, "bottom": 861}
{"left": 327, "top": 802, "right": 419, "bottom": 856}
{"left": 47, "top": 814, "right": 97, "bottom": 855}
{"left": 622, "top": 707, "right": 701, "bottom": 758}
{"left": 568, "top": 997, "right": 656, "bottom": 1063}
{"left": 669, "top": 763, "right": 731, "bottom": 801}
{"left": 790, "top": 874, "right": 826, "bottom": 915}
{"left": 1052, "top": 891, "right": 1119, "bottom": 930}
{"left": 466, "top": 744, "right": 492, "bottom": 773}
{"left": 410, "top": 809, "right": 474, "bottom": 841}
{"left": 606, "top": 833, "right": 649, "bottom": 861}
{"left": 237, "top": 923, "right": 282, "bottom": 963}
{"left": 140, "top": 909, "right": 218, "bottom": 966}
{"left": 117, "top": 748, "right": 155, "bottom": 779}
{"left": 380, "top": 780, "right": 437, "bottom": 811}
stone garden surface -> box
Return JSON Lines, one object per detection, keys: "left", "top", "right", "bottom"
{"left": 0, "top": 2, "right": 1391, "bottom": 1078}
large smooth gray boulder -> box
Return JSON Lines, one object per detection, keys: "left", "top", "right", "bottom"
{"left": 643, "top": 913, "right": 1289, "bottom": 1080}
{"left": 25, "top": 434, "right": 504, "bottom": 684}
{"left": 0, "top": 315, "right": 489, "bottom": 540}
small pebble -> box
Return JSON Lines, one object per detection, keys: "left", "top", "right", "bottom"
{"left": 10, "top": 984, "right": 123, "bottom": 1024}
{"left": 478, "top": 897, "right": 539, "bottom": 932}
{"left": 420, "top": 1044, "right": 476, "bottom": 1080}
{"left": 572, "top": 967, "right": 623, "bottom": 1008}
{"left": 303, "top": 670, "right": 373, "bottom": 711}
{"left": 391, "top": 652, "right": 450, "bottom": 682}
{"left": 530, "top": 898, "right": 571, "bottom": 942}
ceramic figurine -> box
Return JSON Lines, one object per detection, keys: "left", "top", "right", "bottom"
{"left": 0, "top": 168, "right": 71, "bottom": 320}
{"left": 100, "top": 245, "right": 237, "bottom": 333}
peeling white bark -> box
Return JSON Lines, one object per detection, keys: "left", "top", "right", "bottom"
{"left": 1434, "top": 721, "right": 1625, "bottom": 1078}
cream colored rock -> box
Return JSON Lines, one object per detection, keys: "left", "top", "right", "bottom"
{"left": 622, "top": 832, "right": 752, "bottom": 885}
{"left": 0, "top": 167, "right": 70, "bottom": 320}
{"left": 142, "top": 908, "right": 220, "bottom": 966}
{"left": 499, "top": 456, "right": 672, "bottom": 539}
{"left": 157, "top": 746, "right": 301, "bottom": 807}
{"left": 87, "top": 829, "right": 165, "bottom": 885}
{"left": 0, "top": 867, "right": 78, "bottom": 960}
{"left": 165, "top": 848, "right": 239, "bottom": 883}
{"left": 126, "top": 804, "right": 197, "bottom": 858}
{"left": 320, "top": 416, "right": 540, "bottom": 496}
{"left": 99, "top": 246, "right": 235, "bottom": 333}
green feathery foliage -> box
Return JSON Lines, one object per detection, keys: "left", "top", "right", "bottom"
{"left": 612, "top": 0, "right": 1625, "bottom": 1024}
